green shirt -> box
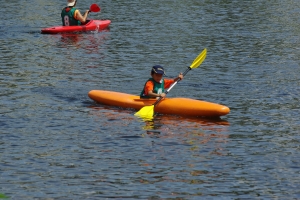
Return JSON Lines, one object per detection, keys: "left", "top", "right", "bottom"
{"left": 140, "top": 78, "right": 165, "bottom": 98}
{"left": 61, "top": 7, "right": 81, "bottom": 26}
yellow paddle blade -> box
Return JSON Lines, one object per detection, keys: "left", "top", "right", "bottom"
{"left": 134, "top": 105, "right": 155, "bottom": 120}
{"left": 190, "top": 48, "right": 207, "bottom": 69}
{"left": 192, "top": 48, "right": 206, "bottom": 64}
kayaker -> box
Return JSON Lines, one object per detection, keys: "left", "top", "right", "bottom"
{"left": 140, "top": 65, "right": 183, "bottom": 99}
{"left": 61, "top": 0, "right": 89, "bottom": 26}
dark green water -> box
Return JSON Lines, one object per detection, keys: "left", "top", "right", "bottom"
{"left": 1, "top": 0, "right": 299, "bottom": 199}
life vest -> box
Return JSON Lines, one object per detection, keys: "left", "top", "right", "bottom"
{"left": 61, "top": 7, "right": 81, "bottom": 26}
{"left": 140, "top": 78, "right": 165, "bottom": 98}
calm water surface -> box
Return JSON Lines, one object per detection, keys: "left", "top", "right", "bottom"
{"left": 1, "top": 0, "right": 299, "bottom": 199}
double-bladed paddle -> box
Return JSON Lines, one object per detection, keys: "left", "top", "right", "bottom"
{"left": 134, "top": 48, "right": 207, "bottom": 120}
{"left": 89, "top": 4, "right": 101, "bottom": 13}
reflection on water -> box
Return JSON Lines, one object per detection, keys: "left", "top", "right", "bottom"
{"left": 57, "top": 30, "right": 110, "bottom": 49}
{"left": 87, "top": 105, "right": 231, "bottom": 197}
{"left": 89, "top": 104, "right": 229, "bottom": 144}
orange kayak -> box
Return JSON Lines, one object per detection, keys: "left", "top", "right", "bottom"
{"left": 88, "top": 90, "right": 230, "bottom": 117}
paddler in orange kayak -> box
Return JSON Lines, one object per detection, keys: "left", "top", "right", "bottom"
{"left": 140, "top": 65, "right": 183, "bottom": 99}
{"left": 61, "top": 0, "right": 90, "bottom": 26}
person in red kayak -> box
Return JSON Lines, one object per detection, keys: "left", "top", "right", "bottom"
{"left": 140, "top": 65, "right": 183, "bottom": 99}
{"left": 61, "top": 0, "right": 89, "bottom": 26}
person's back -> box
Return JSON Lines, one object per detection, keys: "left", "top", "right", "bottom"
{"left": 61, "top": 7, "right": 80, "bottom": 26}
{"left": 61, "top": 0, "right": 89, "bottom": 26}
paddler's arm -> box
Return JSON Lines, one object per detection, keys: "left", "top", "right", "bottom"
{"left": 148, "top": 91, "right": 166, "bottom": 98}
{"left": 164, "top": 73, "right": 184, "bottom": 89}
{"left": 144, "top": 81, "right": 166, "bottom": 99}
{"left": 74, "top": 9, "right": 89, "bottom": 23}
{"left": 173, "top": 73, "right": 183, "bottom": 82}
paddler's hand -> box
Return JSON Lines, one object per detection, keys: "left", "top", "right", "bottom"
{"left": 178, "top": 73, "right": 183, "bottom": 80}
{"left": 174, "top": 73, "right": 183, "bottom": 82}
{"left": 159, "top": 93, "right": 166, "bottom": 98}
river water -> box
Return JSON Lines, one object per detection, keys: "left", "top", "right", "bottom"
{"left": 1, "top": 0, "right": 299, "bottom": 199}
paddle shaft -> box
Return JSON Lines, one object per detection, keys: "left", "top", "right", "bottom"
{"left": 153, "top": 66, "right": 192, "bottom": 106}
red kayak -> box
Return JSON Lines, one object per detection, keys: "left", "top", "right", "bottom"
{"left": 41, "top": 19, "right": 111, "bottom": 34}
